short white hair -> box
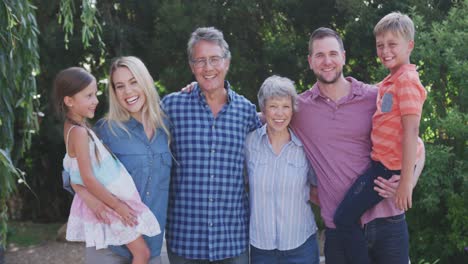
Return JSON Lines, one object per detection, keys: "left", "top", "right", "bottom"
{"left": 257, "top": 75, "right": 298, "bottom": 112}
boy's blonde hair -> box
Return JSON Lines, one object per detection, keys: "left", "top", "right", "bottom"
{"left": 374, "top": 12, "right": 415, "bottom": 41}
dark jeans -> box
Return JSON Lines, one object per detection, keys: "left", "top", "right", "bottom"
{"left": 366, "top": 214, "right": 409, "bottom": 264}
{"left": 332, "top": 161, "right": 401, "bottom": 264}
{"left": 250, "top": 233, "right": 320, "bottom": 264}
{"left": 325, "top": 214, "right": 409, "bottom": 264}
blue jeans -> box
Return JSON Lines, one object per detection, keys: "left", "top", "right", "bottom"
{"left": 366, "top": 214, "right": 409, "bottom": 264}
{"left": 250, "top": 233, "right": 320, "bottom": 264}
{"left": 85, "top": 248, "right": 162, "bottom": 264}
{"left": 167, "top": 249, "right": 248, "bottom": 264}
{"left": 332, "top": 161, "right": 400, "bottom": 264}
{"left": 325, "top": 214, "right": 409, "bottom": 264}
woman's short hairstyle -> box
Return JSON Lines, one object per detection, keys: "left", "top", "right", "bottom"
{"left": 187, "top": 27, "right": 231, "bottom": 62}
{"left": 257, "top": 75, "right": 298, "bottom": 112}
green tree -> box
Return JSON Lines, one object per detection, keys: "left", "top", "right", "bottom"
{"left": 0, "top": 0, "right": 104, "bottom": 256}
{"left": 0, "top": 0, "right": 40, "bottom": 250}
{"left": 5, "top": 1, "right": 466, "bottom": 262}
{"left": 407, "top": 1, "right": 467, "bottom": 262}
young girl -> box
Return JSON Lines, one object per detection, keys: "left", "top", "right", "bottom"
{"left": 53, "top": 67, "right": 160, "bottom": 264}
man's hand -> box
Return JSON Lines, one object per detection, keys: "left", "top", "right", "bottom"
{"left": 181, "top": 81, "right": 197, "bottom": 93}
{"left": 374, "top": 175, "right": 400, "bottom": 199}
{"left": 309, "top": 186, "right": 320, "bottom": 206}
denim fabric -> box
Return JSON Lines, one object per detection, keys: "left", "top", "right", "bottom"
{"left": 365, "top": 214, "right": 409, "bottom": 264}
{"left": 324, "top": 227, "right": 369, "bottom": 264}
{"left": 85, "top": 247, "right": 162, "bottom": 264}
{"left": 250, "top": 234, "right": 320, "bottom": 264}
{"left": 94, "top": 118, "right": 172, "bottom": 259}
{"left": 167, "top": 249, "right": 248, "bottom": 264}
{"left": 334, "top": 161, "right": 400, "bottom": 228}
{"left": 325, "top": 214, "right": 409, "bottom": 264}
{"left": 332, "top": 161, "right": 399, "bottom": 264}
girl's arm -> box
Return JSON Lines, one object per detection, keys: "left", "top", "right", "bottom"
{"left": 70, "top": 126, "right": 137, "bottom": 226}
{"left": 72, "top": 183, "right": 112, "bottom": 224}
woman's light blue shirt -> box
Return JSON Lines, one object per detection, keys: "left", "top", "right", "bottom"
{"left": 245, "top": 125, "right": 317, "bottom": 250}
{"left": 94, "top": 117, "right": 172, "bottom": 258}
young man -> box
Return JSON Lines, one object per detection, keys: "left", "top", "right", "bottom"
{"left": 290, "top": 27, "right": 424, "bottom": 264}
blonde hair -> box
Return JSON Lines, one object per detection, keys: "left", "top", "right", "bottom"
{"left": 106, "top": 56, "right": 170, "bottom": 143}
{"left": 374, "top": 12, "right": 415, "bottom": 41}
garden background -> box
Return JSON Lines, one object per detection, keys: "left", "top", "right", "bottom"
{"left": 1, "top": 0, "right": 466, "bottom": 263}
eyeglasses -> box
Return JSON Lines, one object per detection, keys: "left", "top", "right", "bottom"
{"left": 191, "top": 56, "right": 225, "bottom": 68}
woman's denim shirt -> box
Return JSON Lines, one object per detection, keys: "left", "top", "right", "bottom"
{"left": 95, "top": 117, "right": 172, "bottom": 258}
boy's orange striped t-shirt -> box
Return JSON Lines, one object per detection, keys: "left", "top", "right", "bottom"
{"left": 371, "top": 64, "right": 427, "bottom": 170}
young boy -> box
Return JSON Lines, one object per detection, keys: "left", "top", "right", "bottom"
{"left": 333, "top": 12, "right": 427, "bottom": 263}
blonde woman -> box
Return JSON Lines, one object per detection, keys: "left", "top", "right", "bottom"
{"left": 71, "top": 56, "right": 171, "bottom": 264}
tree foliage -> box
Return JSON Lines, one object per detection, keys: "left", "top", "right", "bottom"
{"left": 406, "top": 1, "right": 467, "bottom": 262}
{"left": 3, "top": 0, "right": 466, "bottom": 262}
{"left": 0, "top": 0, "right": 39, "bottom": 247}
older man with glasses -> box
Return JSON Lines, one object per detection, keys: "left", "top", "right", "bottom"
{"left": 162, "top": 27, "right": 261, "bottom": 264}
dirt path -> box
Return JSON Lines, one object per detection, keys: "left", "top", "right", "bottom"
{"left": 5, "top": 240, "right": 171, "bottom": 264}
{"left": 5, "top": 241, "right": 85, "bottom": 264}
{"left": 5, "top": 239, "right": 324, "bottom": 263}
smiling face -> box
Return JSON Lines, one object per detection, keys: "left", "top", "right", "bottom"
{"left": 112, "top": 66, "right": 146, "bottom": 121}
{"left": 190, "top": 40, "right": 230, "bottom": 94}
{"left": 263, "top": 96, "right": 293, "bottom": 135}
{"left": 376, "top": 31, "right": 414, "bottom": 75}
{"left": 308, "top": 36, "right": 346, "bottom": 85}
{"left": 65, "top": 79, "right": 98, "bottom": 122}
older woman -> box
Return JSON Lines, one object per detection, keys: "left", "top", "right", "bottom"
{"left": 245, "top": 75, "right": 320, "bottom": 264}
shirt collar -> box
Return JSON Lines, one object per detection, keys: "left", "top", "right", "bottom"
{"left": 381, "top": 64, "right": 416, "bottom": 85}
{"left": 257, "top": 124, "right": 303, "bottom": 147}
{"left": 194, "top": 80, "right": 233, "bottom": 103}
{"left": 122, "top": 116, "right": 138, "bottom": 128}
{"left": 308, "top": 76, "right": 364, "bottom": 100}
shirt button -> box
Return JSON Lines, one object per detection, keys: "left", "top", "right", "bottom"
{"left": 146, "top": 192, "right": 150, "bottom": 196}
{"left": 211, "top": 149, "right": 216, "bottom": 153}
{"left": 208, "top": 222, "right": 213, "bottom": 227}
{"left": 210, "top": 174, "right": 215, "bottom": 178}
{"left": 209, "top": 198, "right": 214, "bottom": 202}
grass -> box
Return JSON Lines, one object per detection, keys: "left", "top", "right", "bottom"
{"left": 7, "top": 221, "right": 63, "bottom": 247}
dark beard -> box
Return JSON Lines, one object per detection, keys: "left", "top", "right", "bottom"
{"left": 314, "top": 71, "right": 341, "bottom": 84}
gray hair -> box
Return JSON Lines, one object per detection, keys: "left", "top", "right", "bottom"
{"left": 187, "top": 27, "right": 231, "bottom": 62}
{"left": 258, "top": 75, "right": 298, "bottom": 112}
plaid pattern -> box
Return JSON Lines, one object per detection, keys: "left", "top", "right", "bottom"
{"left": 162, "top": 81, "right": 261, "bottom": 261}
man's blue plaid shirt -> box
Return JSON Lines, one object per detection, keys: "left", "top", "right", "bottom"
{"left": 162, "top": 82, "right": 261, "bottom": 261}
